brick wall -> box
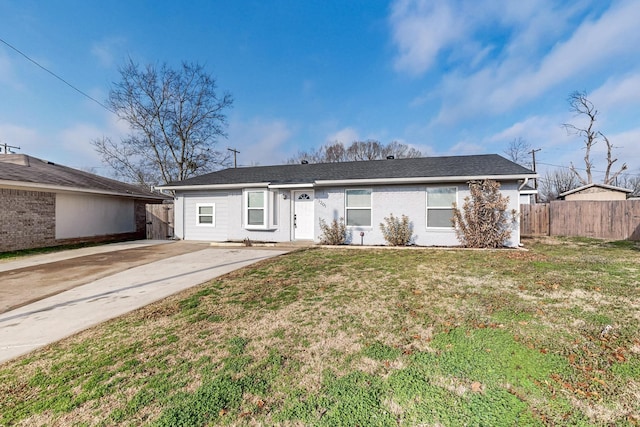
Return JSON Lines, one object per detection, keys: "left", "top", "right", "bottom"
{"left": 0, "top": 188, "right": 56, "bottom": 251}
{"left": 0, "top": 188, "right": 160, "bottom": 253}
{"left": 135, "top": 200, "right": 148, "bottom": 234}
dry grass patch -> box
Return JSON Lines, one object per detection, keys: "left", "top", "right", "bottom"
{"left": 1, "top": 240, "right": 639, "bottom": 426}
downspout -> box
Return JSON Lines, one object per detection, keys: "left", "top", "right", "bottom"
{"left": 516, "top": 178, "right": 529, "bottom": 247}
{"left": 182, "top": 193, "right": 186, "bottom": 240}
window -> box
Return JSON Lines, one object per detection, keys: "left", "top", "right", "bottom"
{"left": 345, "top": 189, "right": 371, "bottom": 226}
{"left": 244, "top": 189, "right": 278, "bottom": 229}
{"left": 272, "top": 191, "right": 278, "bottom": 226}
{"left": 247, "top": 191, "right": 265, "bottom": 226}
{"left": 426, "top": 187, "right": 456, "bottom": 228}
{"left": 196, "top": 203, "right": 215, "bottom": 226}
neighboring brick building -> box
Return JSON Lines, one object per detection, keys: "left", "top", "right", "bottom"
{"left": 0, "top": 154, "right": 167, "bottom": 252}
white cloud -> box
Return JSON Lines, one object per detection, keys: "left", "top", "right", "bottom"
{"left": 489, "top": 115, "right": 566, "bottom": 147}
{"left": 326, "top": 127, "right": 359, "bottom": 144}
{"left": 58, "top": 123, "right": 107, "bottom": 164}
{"left": 227, "top": 116, "right": 294, "bottom": 166}
{"left": 0, "top": 109, "right": 134, "bottom": 173}
{"left": 0, "top": 123, "right": 39, "bottom": 151}
{"left": 601, "top": 127, "right": 640, "bottom": 173}
{"left": 590, "top": 73, "right": 640, "bottom": 111}
{"left": 0, "top": 48, "right": 23, "bottom": 90}
{"left": 487, "top": 111, "right": 640, "bottom": 181}
{"left": 388, "top": 0, "right": 567, "bottom": 77}
{"left": 445, "top": 141, "right": 485, "bottom": 156}
{"left": 389, "top": 0, "right": 463, "bottom": 75}
{"left": 393, "top": 0, "right": 640, "bottom": 126}
{"left": 90, "top": 37, "right": 126, "bottom": 68}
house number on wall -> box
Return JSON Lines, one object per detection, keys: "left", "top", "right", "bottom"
{"left": 318, "top": 200, "right": 326, "bottom": 208}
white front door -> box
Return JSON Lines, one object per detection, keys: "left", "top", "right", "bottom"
{"left": 293, "top": 191, "right": 314, "bottom": 240}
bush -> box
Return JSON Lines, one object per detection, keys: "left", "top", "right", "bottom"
{"left": 379, "top": 214, "right": 414, "bottom": 246}
{"left": 451, "top": 180, "right": 517, "bottom": 248}
{"left": 318, "top": 217, "right": 347, "bottom": 245}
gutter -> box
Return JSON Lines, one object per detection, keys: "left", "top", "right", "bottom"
{"left": 0, "top": 180, "right": 166, "bottom": 200}
{"left": 315, "top": 174, "right": 537, "bottom": 187}
{"left": 156, "top": 174, "right": 538, "bottom": 192}
{"left": 268, "top": 183, "right": 314, "bottom": 189}
{"left": 155, "top": 182, "right": 270, "bottom": 191}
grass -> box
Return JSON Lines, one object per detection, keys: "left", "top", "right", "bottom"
{"left": 0, "top": 241, "right": 121, "bottom": 261}
{"left": 1, "top": 236, "right": 639, "bottom": 426}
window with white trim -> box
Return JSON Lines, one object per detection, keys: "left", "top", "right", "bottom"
{"left": 196, "top": 203, "right": 215, "bottom": 226}
{"left": 345, "top": 189, "right": 372, "bottom": 227}
{"left": 426, "top": 187, "right": 456, "bottom": 228}
{"left": 244, "top": 189, "right": 278, "bottom": 229}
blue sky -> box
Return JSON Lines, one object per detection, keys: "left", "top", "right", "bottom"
{"left": 1, "top": 0, "right": 639, "bottom": 183}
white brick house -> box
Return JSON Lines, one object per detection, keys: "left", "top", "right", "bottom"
{"left": 157, "top": 154, "right": 537, "bottom": 247}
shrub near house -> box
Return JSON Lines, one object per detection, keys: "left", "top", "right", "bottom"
{"left": 452, "top": 180, "right": 517, "bottom": 248}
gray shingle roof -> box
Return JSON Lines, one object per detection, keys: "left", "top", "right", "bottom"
{"left": 0, "top": 154, "right": 165, "bottom": 200}
{"left": 163, "top": 154, "right": 536, "bottom": 187}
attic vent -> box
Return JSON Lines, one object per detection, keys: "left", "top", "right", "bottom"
{"left": 386, "top": 155, "right": 395, "bottom": 160}
{"left": 301, "top": 160, "right": 309, "bottom": 164}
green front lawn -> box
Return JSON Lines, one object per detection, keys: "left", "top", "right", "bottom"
{"left": 1, "top": 237, "right": 639, "bottom": 426}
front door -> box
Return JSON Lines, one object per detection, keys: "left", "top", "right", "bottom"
{"left": 293, "top": 191, "right": 314, "bottom": 240}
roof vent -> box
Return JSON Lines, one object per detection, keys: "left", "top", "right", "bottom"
{"left": 386, "top": 155, "right": 395, "bottom": 160}
{"left": 301, "top": 160, "right": 309, "bottom": 164}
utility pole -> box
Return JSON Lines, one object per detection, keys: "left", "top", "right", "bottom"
{"left": 529, "top": 148, "right": 541, "bottom": 203}
{"left": 227, "top": 147, "right": 240, "bottom": 168}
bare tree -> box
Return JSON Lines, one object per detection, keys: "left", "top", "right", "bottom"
{"left": 503, "top": 137, "right": 532, "bottom": 168}
{"left": 538, "top": 168, "right": 580, "bottom": 202}
{"left": 563, "top": 91, "right": 627, "bottom": 185}
{"left": 346, "top": 140, "right": 384, "bottom": 160}
{"left": 288, "top": 140, "right": 422, "bottom": 164}
{"left": 381, "top": 141, "right": 422, "bottom": 159}
{"left": 93, "top": 60, "right": 233, "bottom": 187}
{"left": 617, "top": 174, "right": 640, "bottom": 196}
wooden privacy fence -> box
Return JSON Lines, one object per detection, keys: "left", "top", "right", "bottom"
{"left": 146, "top": 203, "right": 174, "bottom": 240}
{"left": 520, "top": 200, "right": 640, "bottom": 241}
{"left": 520, "top": 203, "right": 549, "bottom": 237}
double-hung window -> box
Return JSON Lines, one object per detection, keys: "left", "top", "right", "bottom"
{"left": 426, "top": 187, "right": 456, "bottom": 228}
{"left": 244, "top": 189, "right": 278, "bottom": 229}
{"left": 196, "top": 203, "right": 215, "bottom": 226}
{"left": 345, "top": 189, "right": 372, "bottom": 227}
{"left": 247, "top": 191, "right": 266, "bottom": 226}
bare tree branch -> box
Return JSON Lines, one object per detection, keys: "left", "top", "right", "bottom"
{"left": 288, "top": 140, "right": 422, "bottom": 164}
{"left": 503, "top": 137, "right": 532, "bottom": 168}
{"left": 602, "top": 134, "right": 628, "bottom": 184}
{"left": 538, "top": 168, "right": 581, "bottom": 202}
{"left": 92, "top": 60, "right": 233, "bottom": 187}
{"left": 562, "top": 91, "right": 626, "bottom": 186}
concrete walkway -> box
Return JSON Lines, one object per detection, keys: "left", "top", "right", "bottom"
{"left": 0, "top": 239, "right": 172, "bottom": 273}
{"left": 0, "top": 243, "right": 289, "bottom": 364}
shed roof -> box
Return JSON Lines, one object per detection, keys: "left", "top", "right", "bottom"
{"left": 0, "top": 154, "right": 165, "bottom": 200}
{"left": 559, "top": 183, "right": 633, "bottom": 197}
{"left": 159, "top": 154, "right": 536, "bottom": 189}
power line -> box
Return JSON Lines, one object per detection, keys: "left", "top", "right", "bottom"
{"left": 0, "top": 37, "right": 115, "bottom": 114}
{"left": 537, "top": 162, "right": 640, "bottom": 178}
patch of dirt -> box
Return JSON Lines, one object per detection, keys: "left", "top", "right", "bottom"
{"left": 0, "top": 242, "right": 207, "bottom": 314}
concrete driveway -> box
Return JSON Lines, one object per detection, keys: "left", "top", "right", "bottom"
{"left": 0, "top": 241, "right": 289, "bottom": 364}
